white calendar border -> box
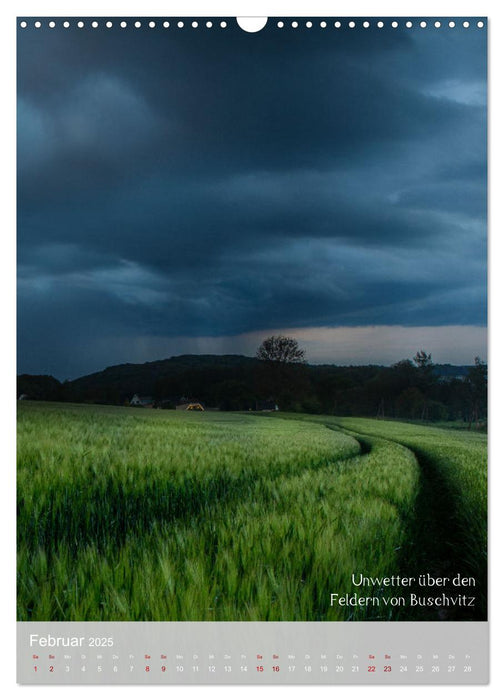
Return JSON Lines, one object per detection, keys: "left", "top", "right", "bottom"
{"left": 2, "top": 1, "right": 501, "bottom": 698}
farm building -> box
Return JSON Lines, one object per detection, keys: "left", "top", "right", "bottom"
{"left": 130, "top": 394, "right": 155, "bottom": 408}
{"left": 176, "top": 402, "right": 205, "bottom": 411}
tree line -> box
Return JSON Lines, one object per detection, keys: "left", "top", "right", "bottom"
{"left": 252, "top": 336, "right": 486, "bottom": 427}
{"left": 17, "top": 335, "right": 487, "bottom": 427}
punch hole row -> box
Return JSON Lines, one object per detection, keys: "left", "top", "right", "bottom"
{"left": 19, "top": 19, "right": 485, "bottom": 30}
{"left": 19, "top": 19, "right": 229, "bottom": 30}
{"left": 276, "top": 19, "right": 484, "bottom": 29}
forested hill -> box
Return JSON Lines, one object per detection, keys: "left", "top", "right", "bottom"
{"left": 19, "top": 355, "right": 258, "bottom": 406}
{"left": 70, "top": 354, "right": 259, "bottom": 404}
{"left": 17, "top": 354, "right": 482, "bottom": 422}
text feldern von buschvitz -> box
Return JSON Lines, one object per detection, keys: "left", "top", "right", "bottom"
{"left": 330, "top": 573, "right": 477, "bottom": 608}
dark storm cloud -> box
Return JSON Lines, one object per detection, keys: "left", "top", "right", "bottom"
{"left": 19, "top": 169, "right": 472, "bottom": 265}
{"left": 393, "top": 180, "right": 486, "bottom": 217}
{"left": 18, "top": 24, "right": 481, "bottom": 202}
{"left": 17, "top": 20, "right": 487, "bottom": 376}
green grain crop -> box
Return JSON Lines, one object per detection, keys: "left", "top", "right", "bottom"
{"left": 17, "top": 402, "right": 484, "bottom": 621}
{"left": 268, "top": 412, "right": 487, "bottom": 618}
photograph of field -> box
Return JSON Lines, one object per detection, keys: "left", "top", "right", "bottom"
{"left": 17, "top": 20, "right": 486, "bottom": 625}
{"left": 17, "top": 402, "right": 486, "bottom": 621}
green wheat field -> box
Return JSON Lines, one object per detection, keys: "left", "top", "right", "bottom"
{"left": 17, "top": 402, "right": 487, "bottom": 621}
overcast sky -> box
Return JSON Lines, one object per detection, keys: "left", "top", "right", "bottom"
{"left": 17, "top": 19, "right": 487, "bottom": 379}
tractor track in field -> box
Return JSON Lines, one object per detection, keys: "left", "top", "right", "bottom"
{"left": 331, "top": 423, "right": 485, "bottom": 621}
{"left": 398, "top": 446, "right": 485, "bottom": 621}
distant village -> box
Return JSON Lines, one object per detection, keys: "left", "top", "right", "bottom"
{"left": 128, "top": 394, "right": 279, "bottom": 412}
{"left": 16, "top": 350, "right": 486, "bottom": 427}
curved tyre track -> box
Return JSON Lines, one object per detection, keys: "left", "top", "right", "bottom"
{"left": 334, "top": 424, "right": 485, "bottom": 621}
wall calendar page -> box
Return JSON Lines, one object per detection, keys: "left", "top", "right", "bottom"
{"left": 16, "top": 10, "right": 488, "bottom": 686}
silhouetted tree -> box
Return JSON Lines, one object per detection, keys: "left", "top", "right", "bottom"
{"left": 413, "top": 350, "right": 433, "bottom": 370}
{"left": 256, "top": 336, "right": 306, "bottom": 364}
{"left": 256, "top": 336, "right": 307, "bottom": 407}
{"left": 466, "top": 356, "right": 487, "bottom": 429}
{"left": 413, "top": 350, "right": 435, "bottom": 420}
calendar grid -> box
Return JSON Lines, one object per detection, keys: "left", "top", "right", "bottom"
{"left": 18, "top": 621, "right": 488, "bottom": 684}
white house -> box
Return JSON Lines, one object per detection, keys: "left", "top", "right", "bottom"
{"left": 130, "top": 394, "right": 154, "bottom": 407}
